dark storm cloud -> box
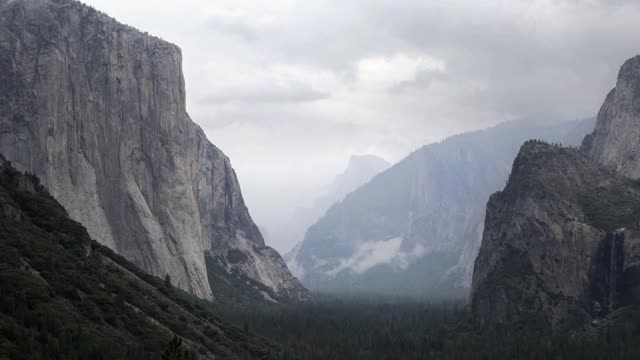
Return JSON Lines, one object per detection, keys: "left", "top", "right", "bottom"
{"left": 361, "top": 0, "right": 640, "bottom": 121}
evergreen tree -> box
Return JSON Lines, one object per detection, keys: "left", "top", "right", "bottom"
{"left": 161, "top": 336, "right": 193, "bottom": 360}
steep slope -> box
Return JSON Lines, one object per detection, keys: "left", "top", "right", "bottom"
{"left": 471, "top": 56, "right": 640, "bottom": 332}
{"left": 583, "top": 55, "right": 640, "bottom": 179}
{"left": 292, "top": 119, "right": 594, "bottom": 295}
{"left": 257, "top": 154, "right": 389, "bottom": 260}
{"left": 284, "top": 154, "right": 390, "bottom": 278}
{"left": 0, "top": 155, "right": 287, "bottom": 359}
{"left": 318, "top": 155, "right": 391, "bottom": 208}
{"left": 471, "top": 141, "right": 640, "bottom": 331}
{"left": 0, "top": 0, "right": 306, "bottom": 301}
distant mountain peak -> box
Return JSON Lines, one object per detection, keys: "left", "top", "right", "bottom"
{"left": 323, "top": 154, "right": 391, "bottom": 201}
{"left": 292, "top": 118, "right": 595, "bottom": 296}
{"left": 346, "top": 154, "right": 391, "bottom": 170}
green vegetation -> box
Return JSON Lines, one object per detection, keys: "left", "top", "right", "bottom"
{"left": 161, "top": 336, "right": 194, "bottom": 360}
{"left": 0, "top": 157, "right": 290, "bottom": 360}
{"left": 214, "top": 296, "right": 640, "bottom": 360}
{"left": 578, "top": 183, "right": 640, "bottom": 231}
{"left": 226, "top": 249, "right": 249, "bottom": 264}
{"left": 205, "top": 255, "right": 288, "bottom": 307}
{"left": 2, "top": 153, "right": 640, "bottom": 359}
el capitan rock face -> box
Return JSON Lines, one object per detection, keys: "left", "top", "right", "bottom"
{"left": 0, "top": 0, "right": 307, "bottom": 301}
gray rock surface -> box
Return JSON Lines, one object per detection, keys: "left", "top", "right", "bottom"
{"left": 471, "top": 55, "right": 640, "bottom": 331}
{"left": 471, "top": 143, "right": 610, "bottom": 330}
{"left": 583, "top": 55, "right": 640, "bottom": 178}
{"left": 470, "top": 143, "right": 640, "bottom": 330}
{"left": 0, "top": 0, "right": 307, "bottom": 301}
{"left": 284, "top": 154, "right": 390, "bottom": 278}
{"left": 292, "top": 119, "right": 593, "bottom": 295}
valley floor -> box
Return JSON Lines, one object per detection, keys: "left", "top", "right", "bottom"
{"left": 212, "top": 293, "right": 640, "bottom": 360}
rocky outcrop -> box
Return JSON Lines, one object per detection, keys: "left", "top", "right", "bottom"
{"left": 0, "top": 0, "right": 307, "bottom": 301}
{"left": 292, "top": 119, "right": 593, "bottom": 295}
{"left": 471, "top": 55, "right": 640, "bottom": 331}
{"left": 582, "top": 56, "right": 640, "bottom": 178}
{"left": 471, "top": 141, "right": 640, "bottom": 331}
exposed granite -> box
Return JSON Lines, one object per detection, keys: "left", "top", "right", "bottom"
{"left": 583, "top": 55, "right": 640, "bottom": 179}
{"left": 0, "top": 0, "right": 307, "bottom": 301}
{"left": 471, "top": 141, "right": 640, "bottom": 331}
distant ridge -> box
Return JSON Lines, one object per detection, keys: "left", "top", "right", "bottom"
{"left": 291, "top": 118, "right": 595, "bottom": 296}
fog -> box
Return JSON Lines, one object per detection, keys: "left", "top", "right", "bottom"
{"left": 82, "top": 0, "right": 640, "bottom": 252}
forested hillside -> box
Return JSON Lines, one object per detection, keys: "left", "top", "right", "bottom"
{"left": 0, "top": 155, "right": 288, "bottom": 360}
{"left": 3, "top": 148, "right": 640, "bottom": 359}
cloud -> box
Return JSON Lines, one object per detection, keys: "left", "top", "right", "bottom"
{"left": 325, "top": 237, "right": 429, "bottom": 277}
{"left": 198, "top": 81, "right": 329, "bottom": 104}
{"left": 80, "top": 0, "right": 640, "bottom": 252}
{"left": 205, "top": 14, "right": 259, "bottom": 41}
{"left": 326, "top": 237, "right": 403, "bottom": 277}
{"left": 356, "top": 53, "right": 447, "bottom": 90}
{"left": 390, "top": 68, "right": 450, "bottom": 93}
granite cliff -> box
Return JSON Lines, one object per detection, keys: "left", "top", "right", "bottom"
{"left": 0, "top": 0, "right": 307, "bottom": 301}
{"left": 471, "top": 142, "right": 640, "bottom": 331}
{"left": 471, "top": 56, "right": 640, "bottom": 331}
{"left": 0, "top": 154, "right": 288, "bottom": 359}
{"left": 583, "top": 55, "right": 640, "bottom": 179}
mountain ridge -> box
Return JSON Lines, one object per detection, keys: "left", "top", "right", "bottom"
{"left": 292, "top": 118, "right": 595, "bottom": 295}
{"left": 284, "top": 153, "right": 390, "bottom": 278}
{"left": 471, "top": 54, "right": 640, "bottom": 331}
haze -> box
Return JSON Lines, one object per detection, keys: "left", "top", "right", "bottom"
{"left": 82, "top": 0, "right": 640, "bottom": 252}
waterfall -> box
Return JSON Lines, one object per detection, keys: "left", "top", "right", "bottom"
{"left": 608, "top": 229, "right": 625, "bottom": 311}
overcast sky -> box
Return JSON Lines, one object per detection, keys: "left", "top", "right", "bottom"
{"left": 84, "top": 0, "right": 640, "bottom": 252}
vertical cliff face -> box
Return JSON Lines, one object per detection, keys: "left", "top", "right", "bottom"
{"left": 472, "top": 143, "right": 615, "bottom": 330}
{"left": 0, "top": 0, "right": 307, "bottom": 301}
{"left": 472, "top": 55, "right": 640, "bottom": 331}
{"left": 582, "top": 55, "right": 640, "bottom": 179}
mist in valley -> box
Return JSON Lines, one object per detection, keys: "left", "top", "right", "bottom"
{"left": 3, "top": 0, "right": 640, "bottom": 359}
